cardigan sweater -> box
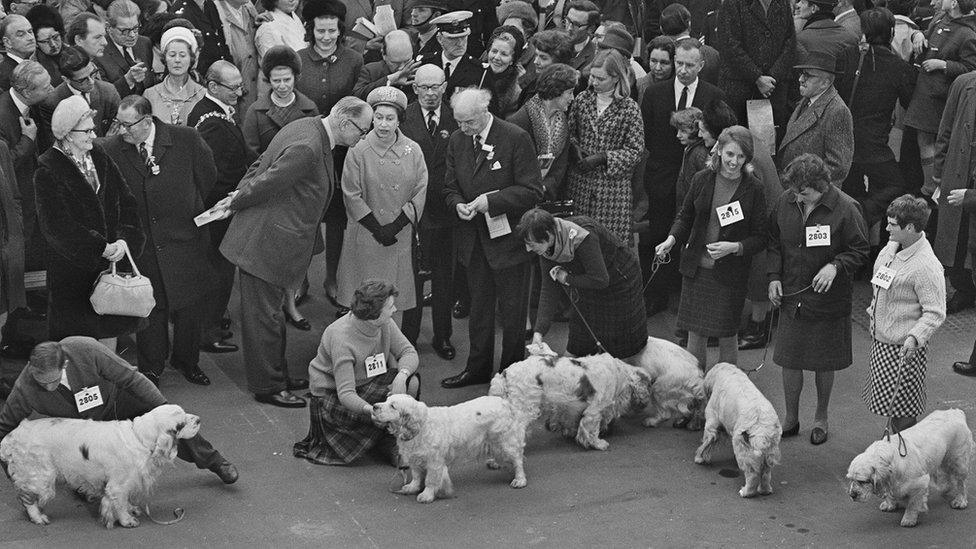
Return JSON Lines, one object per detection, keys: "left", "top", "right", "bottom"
{"left": 867, "top": 236, "right": 946, "bottom": 347}
{"left": 308, "top": 313, "right": 419, "bottom": 414}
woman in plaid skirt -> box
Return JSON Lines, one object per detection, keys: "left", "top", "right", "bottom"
{"left": 863, "top": 195, "right": 946, "bottom": 432}
{"left": 294, "top": 280, "right": 420, "bottom": 466}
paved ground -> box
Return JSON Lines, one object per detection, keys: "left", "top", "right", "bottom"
{"left": 1, "top": 256, "right": 976, "bottom": 548}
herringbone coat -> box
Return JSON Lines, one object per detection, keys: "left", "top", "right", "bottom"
{"left": 777, "top": 86, "right": 854, "bottom": 186}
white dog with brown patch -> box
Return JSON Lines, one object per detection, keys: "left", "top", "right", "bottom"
{"left": 694, "top": 363, "right": 782, "bottom": 498}
{"left": 372, "top": 394, "right": 527, "bottom": 503}
{"left": 846, "top": 409, "right": 974, "bottom": 527}
{"left": 625, "top": 336, "right": 705, "bottom": 427}
{"left": 0, "top": 404, "right": 200, "bottom": 528}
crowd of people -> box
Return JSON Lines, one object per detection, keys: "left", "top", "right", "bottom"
{"left": 0, "top": 0, "right": 971, "bottom": 475}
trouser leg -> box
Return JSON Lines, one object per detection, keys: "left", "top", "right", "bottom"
{"left": 136, "top": 306, "right": 169, "bottom": 376}
{"left": 238, "top": 269, "right": 287, "bottom": 395}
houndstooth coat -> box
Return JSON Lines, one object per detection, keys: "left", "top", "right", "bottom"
{"left": 566, "top": 90, "right": 645, "bottom": 243}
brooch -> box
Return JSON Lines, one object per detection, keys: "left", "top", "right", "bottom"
{"left": 403, "top": 144, "right": 413, "bottom": 155}
{"left": 439, "top": 129, "right": 450, "bottom": 139}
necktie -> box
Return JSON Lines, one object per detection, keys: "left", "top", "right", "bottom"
{"left": 677, "top": 86, "right": 688, "bottom": 111}
{"left": 797, "top": 99, "right": 811, "bottom": 118}
{"left": 123, "top": 47, "right": 136, "bottom": 67}
{"left": 474, "top": 134, "right": 482, "bottom": 153}
{"left": 444, "top": 61, "right": 452, "bottom": 80}
{"left": 426, "top": 110, "right": 436, "bottom": 135}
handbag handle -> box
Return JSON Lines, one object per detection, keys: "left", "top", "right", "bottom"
{"left": 109, "top": 241, "right": 142, "bottom": 278}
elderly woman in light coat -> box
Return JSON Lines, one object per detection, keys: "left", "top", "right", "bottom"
{"left": 336, "top": 86, "right": 428, "bottom": 323}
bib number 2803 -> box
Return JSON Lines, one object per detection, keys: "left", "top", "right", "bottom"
{"left": 805, "top": 225, "right": 831, "bottom": 247}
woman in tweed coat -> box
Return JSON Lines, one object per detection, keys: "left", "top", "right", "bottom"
{"left": 567, "top": 49, "right": 644, "bottom": 243}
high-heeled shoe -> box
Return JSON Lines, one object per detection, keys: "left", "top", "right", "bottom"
{"left": 281, "top": 307, "right": 311, "bottom": 331}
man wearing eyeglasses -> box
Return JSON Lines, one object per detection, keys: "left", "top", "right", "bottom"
{"left": 186, "top": 61, "right": 255, "bottom": 359}
{"left": 0, "top": 15, "right": 37, "bottom": 91}
{"left": 96, "top": 0, "right": 156, "bottom": 97}
{"left": 563, "top": 0, "right": 599, "bottom": 84}
{"left": 37, "top": 46, "right": 121, "bottom": 152}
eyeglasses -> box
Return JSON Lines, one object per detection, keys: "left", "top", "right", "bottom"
{"left": 70, "top": 128, "right": 96, "bottom": 135}
{"left": 113, "top": 25, "right": 141, "bottom": 36}
{"left": 213, "top": 81, "right": 245, "bottom": 93}
{"left": 799, "top": 70, "right": 819, "bottom": 80}
{"left": 415, "top": 83, "right": 445, "bottom": 92}
{"left": 68, "top": 71, "right": 96, "bottom": 85}
{"left": 564, "top": 19, "right": 590, "bottom": 30}
{"left": 114, "top": 115, "right": 149, "bottom": 130}
{"left": 347, "top": 119, "right": 369, "bottom": 137}
{"left": 36, "top": 33, "right": 62, "bottom": 46}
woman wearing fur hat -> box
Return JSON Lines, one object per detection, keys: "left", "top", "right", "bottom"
{"left": 295, "top": 0, "right": 364, "bottom": 114}
{"left": 26, "top": 4, "right": 65, "bottom": 83}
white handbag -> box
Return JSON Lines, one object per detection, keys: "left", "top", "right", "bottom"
{"left": 89, "top": 241, "right": 155, "bottom": 318}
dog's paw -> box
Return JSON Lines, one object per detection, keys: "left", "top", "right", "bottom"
{"left": 879, "top": 500, "right": 898, "bottom": 512}
{"left": 694, "top": 454, "right": 709, "bottom": 465}
{"left": 738, "top": 487, "right": 758, "bottom": 498}
{"left": 486, "top": 458, "right": 501, "bottom": 470}
{"left": 950, "top": 495, "right": 968, "bottom": 510}
{"left": 899, "top": 515, "right": 918, "bottom": 528}
{"left": 27, "top": 512, "right": 50, "bottom": 526}
{"left": 395, "top": 483, "right": 422, "bottom": 495}
{"left": 510, "top": 476, "right": 527, "bottom": 489}
{"left": 416, "top": 491, "right": 436, "bottom": 504}
{"left": 588, "top": 438, "right": 609, "bottom": 451}
{"left": 642, "top": 415, "right": 663, "bottom": 428}
{"left": 118, "top": 516, "right": 140, "bottom": 528}
{"left": 758, "top": 486, "right": 773, "bottom": 496}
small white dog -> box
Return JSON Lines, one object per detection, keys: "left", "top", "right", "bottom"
{"left": 372, "top": 394, "right": 527, "bottom": 503}
{"left": 625, "top": 336, "right": 705, "bottom": 427}
{"left": 846, "top": 409, "right": 975, "bottom": 527}
{"left": 694, "top": 363, "right": 782, "bottom": 498}
{"left": 0, "top": 404, "right": 200, "bottom": 528}
{"left": 490, "top": 344, "right": 653, "bottom": 450}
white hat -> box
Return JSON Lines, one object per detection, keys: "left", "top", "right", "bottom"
{"left": 430, "top": 10, "right": 472, "bottom": 37}
{"left": 161, "top": 26, "right": 199, "bottom": 55}
{"left": 51, "top": 95, "right": 96, "bottom": 141}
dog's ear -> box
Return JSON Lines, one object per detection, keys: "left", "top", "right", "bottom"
{"left": 629, "top": 371, "right": 653, "bottom": 410}
{"left": 151, "top": 433, "right": 178, "bottom": 461}
{"left": 393, "top": 402, "right": 427, "bottom": 441}
{"left": 870, "top": 460, "right": 892, "bottom": 495}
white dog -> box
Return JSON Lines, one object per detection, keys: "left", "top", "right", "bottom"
{"left": 694, "top": 363, "right": 782, "bottom": 498}
{"left": 625, "top": 336, "right": 705, "bottom": 427}
{"left": 372, "top": 394, "right": 527, "bottom": 503}
{"left": 846, "top": 409, "right": 975, "bottom": 527}
{"left": 0, "top": 404, "right": 200, "bottom": 528}
{"left": 489, "top": 345, "right": 653, "bottom": 450}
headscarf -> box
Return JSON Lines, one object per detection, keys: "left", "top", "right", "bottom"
{"left": 541, "top": 217, "right": 590, "bottom": 263}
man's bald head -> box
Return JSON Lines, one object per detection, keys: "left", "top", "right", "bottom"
{"left": 451, "top": 87, "right": 492, "bottom": 135}
{"left": 206, "top": 60, "right": 244, "bottom": 106}
{"left": 413, "top": 63, "right": 446, "bottom": 109}
{"left": 383, "top": 29, "right": 414, "bottom": 66}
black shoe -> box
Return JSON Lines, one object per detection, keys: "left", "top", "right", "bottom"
{"left": 423, "top": 291, "right": 433, "bottom": 307}
{"left": 738, "top": 320, "right": 769, "bottom": 350}
{"left": 810, "top": 426, "right": 828, "bottom": 445}
{"left": 286, "top": 378, "right": 309, "bottom": 391}
{"left": 254, "top": 390, "right": 306, "bottom": 408}
{"left": 282, "top": 307, "right": 311, "bottom": 331}
{"left": 782, "top": 423, "right": 800, "bottom": 438}
{"left": 452, "top": 300, "right": 470, "bottom": 319}
{"left": 432, "top": 338, "right": 456, "bottom": 360}
{"left": 220, "top": 318, "right": 232, "bottom": 331}
{"left": 200, "top": 341, "right": 239, "bottom": 353}
{"left": 219, "top": 330, "right": 234, "bottom": 340}
{"left": 440, "top": 370, "right": 489, "bottom": 388}
{"left": 947, "top": 293, "right": 975, "bottom": 314}
{"left": 180, "top": 365, "right": 211, "bottom": 386}
{"left": 142, "top": 371, "right": 161, "bottom": 387}
{"left": 210, "top": 461, "right": 239, "bottom": 484}
{"left": 952, "top": 361, "right": 976, "bottom": 377}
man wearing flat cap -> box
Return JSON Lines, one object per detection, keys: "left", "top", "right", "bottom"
{"left": 417, "top": 10, "right": 482, "bottom": 97}
{"left": 795, "top": 0, "right": 859, "bottom": 61}
{"left": 777, "top": 50, "right": 853, "bottom": 187}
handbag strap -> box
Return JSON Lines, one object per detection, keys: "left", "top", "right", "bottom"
{"left": 848, "top": 43, "right": 869, "bottom": 105}
{"left": 111, "top": 241, "right": 142, "bottom": 278}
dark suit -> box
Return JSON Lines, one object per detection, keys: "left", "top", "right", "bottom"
{"left": 187, "top": 97, "right": 255, "bottom": 345}
{"left": 219, "top": 117, "right": 335, "bottom": 395}
{"left": 400, "top": 101, "right": 458, "bottom": 345}
{"left": 443, "top": 116, "right": 542, "bottom": 376}
{"left": 418, "top": 53, "right": 483, "bottom": 99}
{"left": 640, "top": 76, "right": 724, "bottom": 300}
{"left": 0, "top": 55, "right": 20, "bottom": 91}
{"left": 352, "top": 61, "right": 417, "bottom": 103}
{"left": 569, "top": 39, "right": 597, "bottom": 92}
{"left": 95, "top": 36, "right": 156, "bottom": 98}
{"left": 38, "top": 81, "right": 121, "bottom": 152}
{"left": 0, "top": 91, "right": 41, "bottom": 271}
{"left": 169, "top": 0, "right": 232, "bottom": 75}
{"left": 101, "top": 120, "right": 217, "bottom": 377}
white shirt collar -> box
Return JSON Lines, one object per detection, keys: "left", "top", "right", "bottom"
{"left": 835, "top": 8, "right": 856, "bottom": 20}
{"left": 441, "top": 52, "right": 460, "bottom": 67}
{"left": 423, "top": 105, "right": 441, "bottom": 121}
{"left": 6, "top": 52, "right": 26, "bottom": 64}
{"left": 59, "top": 367, "right": 71, "bottom": 390}
{"left": 205, "top": 93, "right": 234, "bottom": 117}
{"left": 10, "top": 91, "right": 29, "bottom": 117}
{"left": 474, "top": 114, "right": 493, "bottom": 145}
{"left": 323, "top": 117, "right": 337, "bottom": 150}
{"left": 142, "top": 120, "right": 157, "bottom": 156}
{"left": 674, "top": 77, "right": 699, "bottom": 107}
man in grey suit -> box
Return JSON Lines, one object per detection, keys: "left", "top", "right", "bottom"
{"left": 218, "top": 97, "right": 374, "bottom": 408}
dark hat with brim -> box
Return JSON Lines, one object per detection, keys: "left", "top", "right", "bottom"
{"left": 600, "top": 27, "right": 635, "bottom": 57}
{"left": 430, "top": 10, "right": 473, "bottom": 37}
{"left": 302, "top": 0, "right": 347, "bottom": 24}
{"left": 794, "top": 50, "right": 840, "bottom": 73}
{"left": 808, "top": 0, "right": 838, "bottom": 9}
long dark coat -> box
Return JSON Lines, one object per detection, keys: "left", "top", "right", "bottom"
{"left": 934, "top": 72, "right": 976, "bottom": 269}
{"left": 401, "top": 101, "right": 459, "bottom": 229}
{"left": 241, "top": 91, "right": 319, "bottom": 156}
{"left": 0, "top": 141, "right": 24, "bottom": 315}
{"left": 33, "top": 144, "right": 145, "bottom": 338}
{"left": 100, "top": 120, "right": 216, "bottom": 311}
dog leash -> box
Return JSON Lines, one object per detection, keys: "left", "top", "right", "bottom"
{"left": 743, "top": 283, "right": 814, "bottom": 375}
{"left": 143, "top": 504, "right": 186, "bottom": 525}
{"left": 640, "top": 252, "right": 672, "bottom": 295}
{"left": 881, "top": 356, "right": 910, "bottom": 458}
{"left": 559, "top": 285, "right": 607, "bottom": 354}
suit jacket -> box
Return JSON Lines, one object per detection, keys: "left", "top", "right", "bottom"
{"left": 95, "top": 36, "right": 156, "bottom": 98}
{"left": 352, "top": 61, "right": 416, "bottom": 103}
{"left": 717, "top": 0, "right": 796, "bottom": 85}
{"left": 569, "top": 39, "right": 597, "bottom": 88}
{"left": 778, "top": 85, "right": 854, "bottom": 186}
{"left": 38, "top": 81, "right": 121, "bottom": 152}
{"left": 443, "top": 116, "right": 542, "bottom": 270}
{"left": 219, "top": 116, "right": 335, "bottom": 289}
{"left": 418, "top": 53, "right": 483, "bottom": 99}
{"left": 170, "top": 0, "right": 232, "bottom": 74}
{"left": 0, "top": 91, "right": 40, "bottom": 264}
{"left": 401, "top": 101, "right": 459, "bottom": 228}
{"left": 834, "top": 10, "right": 862, "bottom": 39}
{"left": 641, "top": 77, "right": 725, "bottom": 168}
{"left": 0, "top": 55, "right": 20, "bottom": 91}
{"left": 100, "top": 120, "right": 216, "bottom": 310}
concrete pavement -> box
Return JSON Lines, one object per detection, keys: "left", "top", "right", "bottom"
{"left": 2, "top": 265, "right": 975, "bottom": 548}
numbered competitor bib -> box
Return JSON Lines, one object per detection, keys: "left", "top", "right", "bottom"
{"left": 805, "top": 225, "right": 831, "bottom": 247}
{"left": 871, "top": 266, "right": 896, "bottom": 290}
{"left": 74, "top": 386, "right": 104, "bottom": 413}
{"left": 364, "top": 353, "right": 388, "bottom": 378}
{"left": 716, "top": 201, "right": 744, "bottom": 227}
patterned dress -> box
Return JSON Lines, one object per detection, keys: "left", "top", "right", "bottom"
{"left": 566, "top": 90, "right": 644, "bottom": 243}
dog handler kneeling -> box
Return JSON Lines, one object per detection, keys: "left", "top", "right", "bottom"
{"left": 0, "top": 337, "right": 239, "bottom": 484}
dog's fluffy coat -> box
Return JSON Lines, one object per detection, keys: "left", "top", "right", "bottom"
{"left": 489, "top": 345, "right": 653, "bottom": 450}
{"left": 0, "top": 404, "right": 200, "bottom": 527}
{"left": 846, "top": 409, "right": 974, "bottom": 527}
{"left": 694, "top": 363, "right": 782, "bottom": 497}
{"left": 373, "top": 394, "right": 527, "bottom": 503}
{"left": 625, "top": 336, "right": 705, "bottom": 427}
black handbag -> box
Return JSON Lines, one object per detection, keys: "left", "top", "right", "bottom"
{"left": 538, "top": 200, "right": 574, "bottom": 218}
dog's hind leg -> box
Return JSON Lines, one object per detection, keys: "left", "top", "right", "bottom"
{"left": 694, "top": 415, "right": 720, "bottom": 464}
{"left": 899, "top": 476, "right": 930, "bottom": 527}
{"left": 946, "top": 467, "right": 969, "bottom": 509}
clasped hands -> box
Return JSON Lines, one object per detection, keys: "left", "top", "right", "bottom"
{"left": 654, "top": 236, "right": 737, "bottom": 261}
{"left": 456, "top": 193, "right": 490, "bottom": 221}
{"left": 102, "top": 239, "right": 128, "bottom": 262}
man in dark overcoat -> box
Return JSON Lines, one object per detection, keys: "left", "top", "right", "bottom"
{"left": 440, "top": 87, "right": 542, "bottom": 389}
{"left": 101, "top": 95, "right": 217, "bottom": 388}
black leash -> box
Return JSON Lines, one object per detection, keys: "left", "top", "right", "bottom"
{"left": 881, "top": 356, "right": 910, "bottom": 458}
{"left": 743, "top": 283, "right": 814, "bottom": 376}
{"left": 559, "top": 284, "right": 607, "bottom": 354}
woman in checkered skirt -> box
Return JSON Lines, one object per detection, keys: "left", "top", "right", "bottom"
{"left": 863, "top": 195, "right": 946, "bottom": 432}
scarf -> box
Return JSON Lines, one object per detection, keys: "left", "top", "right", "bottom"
{"left": 524, "top": 95, "right": 568, "bottom": 157}
{"left": 542, "top": 217, "right": 590, "bottom": 263}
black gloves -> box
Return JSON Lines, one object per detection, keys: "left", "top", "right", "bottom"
{"left": 578, "top": 152, "right": 607, "bottom": 173}
{"left": 359, "top": 212, "right": 411, "bottom": 247}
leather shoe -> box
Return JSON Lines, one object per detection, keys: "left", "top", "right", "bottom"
{"left": 440, "top": 370, "right": 489, "bottom": 389}
{"left": 952, "top": 361, "right": 976, "bottom": 377}
{"left": 210, "top": 461, "right": 239, "bottom": 484}
{"left": 200, "top": 341, "right": 239, "bottom": 353}
{"left": 947, "top": 293, "right": 975, "bottom": 314}
{"left": 142, "top": 371, "right": 161, "bottom": 387}
{"left": 220, "top": 318, "right": 232, "bottom": 331}
{"left": 180, "top": 365, "right": 211, "bottom": 386}
{"left": 254, "top": 390, "right": 306, "bottom": 408}
{"left": 285, "top": 378, "right": 309, "bottom": 390}
{"left": 781, "top": 423, "right": 800, "bottom": 438}
{"left": 432, "top": 338, "right": 456, "bottom": 360}
{"left": 452, "top": 300, "right": 469, "bottom": 319}
{"left": 282, "top": 307, "right": 311, "bottom": 331}
{"left": 810, "top": 426, "right": 828, "bottom": 445}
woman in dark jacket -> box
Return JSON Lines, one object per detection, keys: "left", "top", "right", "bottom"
{"left": 521, "top": 209, "right": 647, "bottom": 359}
{"left": 479, "top": 26, "right": 525, "bottom": 118}
{"left": 655, "top": 126, "right": 767, "bottom": 370}
{"left": 243, "top": 46, "right": 320, "bottom": 157}
{"left": 767, "top": 153, "right": 869, "bottom": 445}
{"left": 34, "top": 97, "right": 145, "bottom": 350}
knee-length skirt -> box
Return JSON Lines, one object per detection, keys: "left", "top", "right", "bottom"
{"left": 676, "top": 268, "right": 747, "bottom": 338}
{"left": 862, "top": 340, "right": 927, "bottom": 417}
{"left": 773, "top": 309, "right": 852, "bottom": 371}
